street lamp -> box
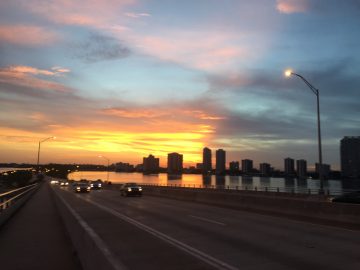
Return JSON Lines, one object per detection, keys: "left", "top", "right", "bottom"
{"left": 98, "top": 155, "right": 110, "bottom": 182}
{"left": 285, "top": 69, "right": 324, "bottom": 194}
{"left": 37, "top": 136, "right": 56, "bottom": 173}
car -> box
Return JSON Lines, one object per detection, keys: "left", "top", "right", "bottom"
{"left": 331, "top": 191, "right": 360, "bottom": 204}
{"left": 50, "top": 179, "right": 59, "bottom": 185}
{"left": 59, "top": 181, "right": 69, "bottom": 187}
{"left": 73, "top": 182, "right": 91, "bottom": 193}
{"left": 120, "top": 182, "right": 142, "bottom": 197}
{"left": 90, "top": 181, "right": 102, "bottom": 190}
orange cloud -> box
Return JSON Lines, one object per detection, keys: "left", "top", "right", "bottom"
{"left": 183, "top": 110, "right": 225, "bottom": 120}
{"left": 132, "top": 32, "right": 247, "bottom": 71}
{"left": 0, "top": 25, "right": 58, "bottom": 46}
{"left": 276, "top": 0, "right": 309, "bottom": 14}
{"left": 22, "top": 0, "right": 136, "bottom": 28}
{"left": 8, "top": 65, "right": 69, "bottom": 76}
{"left": 0, "top": 65, "right": 72, "bottom": 93}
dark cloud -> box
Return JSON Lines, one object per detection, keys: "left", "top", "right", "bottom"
{"left": 309, "top": 0, "right": 360, "bottom": 14}
{"left": 74, "top": 33, "right": 131, "bottom": 62}
{"left": 203, "top": 61, "right": 360, "bottom": 168}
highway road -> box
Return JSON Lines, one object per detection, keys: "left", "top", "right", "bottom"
{"left": 53, "top": 186, "right": 360, "bottom": 270}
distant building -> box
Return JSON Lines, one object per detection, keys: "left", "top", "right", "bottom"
{"left": 229, "top": 161, "right": 239, "bottom": 173}
{"left": 202, "top": 147, "right": 212, "bottom": 174}
{"left": 167, "top": 152, "right": 183, "bottom": 174}
{"left": 196, "top": 163, "right": 203, "bottom": 170}
{"left": 115, "top": 162, "right": 134, "bottom": 172}
{"left": 316, "top": 163, "right": 331, "bottom": 179}
{"left": 135, "top": 164, "right": 143, "bottom": 172}
{"left": 143, "top": 154, "right": 159, "bottom": 174}
{"left": 259, "top": 163, "right": 271, "bottom": 176}
{"left": 284, "top": 158, "right": 295, "bottom": 176}
{"left": 241, "top": 159, "right": 253, "bottom": 174}
{"left": 216, "top": 149, "right": 226, "bottom": 175}
{"left": 296, "top": 159, "right": 307, "bottom": 179}
{"left": 341, "top": 136, "right": 360, "bottom": 178}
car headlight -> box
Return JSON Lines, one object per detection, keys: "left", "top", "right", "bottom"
{"left": 87, "top": 187, "right": 90, "bottom": 190}
{"left": 98, "top": 184, "right": 102, "bottom": 187}
{"left": 91, "top": 184, "right": 94, "bottom": 187}
{"left": 76, "top": 187, "right": 80, "bottom": 190}
{"left": 127, "top": 187, "right": 132, "bottom": 192}
{"left": 139, "top": 187, "right": 142, "bottom": 191}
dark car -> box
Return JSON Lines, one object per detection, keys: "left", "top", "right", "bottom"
{"left": 331, "top": 191, "right": 360, "bottom": 204}
{"left": 120, "top": 182, "right": 142, "bottom": 197}
{"left": 73, "top": 182, "right": 91, "bottom": 193}
{"left": 90, "top": 181, "right": 102, "bottom": 190}
{"left": 59, "top": 181, "right": 69, "bottom": 187}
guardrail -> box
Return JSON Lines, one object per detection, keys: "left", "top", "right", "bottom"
{"left": 133, "top": 183, "right": 355, "bottom": 196}
{"left": 0, "top": 183, "right": 38, "bottom": 212}
{"left": 0, "top": 183, "right": 40, "bottom": 228}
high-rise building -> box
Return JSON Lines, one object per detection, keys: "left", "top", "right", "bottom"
{"left": 216, "top": 149, "right": 226, "bottom": 175}
{"left": 241, "top": 159, "right": 253, "bottom": 174}
{"left": 143, "top": 154, "right": 159, "bottom": 174}
{"left": 167, "top": 152, "right": 183, "bottom": 174}
{"left": 341, "top": 136, "right": 360, "bottom": 178}
{"left": 229, "top": 161, "right": 239, "bottom": 173}
{"left": 260, "top": 163, "right": 271, "bottom": 176}
{"left": 202, "top": 147, "right": 212, "bottom": 174}
{"left": 296, "top": 159, "right": 307, "bottom": 179}
{"left": 284, "top": 158, "right": 295, "bottom": 176}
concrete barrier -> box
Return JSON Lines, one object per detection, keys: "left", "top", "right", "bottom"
{"left": 0, "top": 183, "right": 40, "bottom": 228}
{"left": 136, "top": 186, "right": 360, "bottom": 229}
{"left": 51, "top": 187, "right": 127, "bottom": 270}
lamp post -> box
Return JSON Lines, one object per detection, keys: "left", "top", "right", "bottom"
{"left": 37, "top": 136, "right": 56, "bottom": 173}
{"left": 98, "top": 155, "right": 110, "bottom": 182}
{"left": 285, "top": 70, "right": 324, "bottom": 194}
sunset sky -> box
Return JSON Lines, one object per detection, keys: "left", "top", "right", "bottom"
{"left": 1, "top": 0, "right": 359, "bottom": 169}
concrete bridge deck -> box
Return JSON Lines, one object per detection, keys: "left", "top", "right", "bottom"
{"left": 1, "top": 181, "right": 360, "bottom": 270}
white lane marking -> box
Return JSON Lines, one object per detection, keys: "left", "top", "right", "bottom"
{"left": 76, "top": 195, "right": 239, "bottom": 270}
{"left": 53, "top": 188, "right": 128, "bottom": 270}
{"left": 189, "top": 215, "right": 227, "bottom": 226}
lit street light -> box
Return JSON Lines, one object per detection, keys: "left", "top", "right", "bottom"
{"left": 285, "top": 69, "right": 324, "bottom": 194}
{"left": 37, "top": 136, "right": 56, "bottom": 173}
{"left": 98, "top": 155, "right": 110, "bottom": 182}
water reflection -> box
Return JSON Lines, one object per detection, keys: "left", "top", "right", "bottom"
{"left": 285, "top": 178, "right": 295, "bottom": 191}
{"left": 242, "top": 176, "right": 253, "bottom": 188}
{"left": 215, "top": 175, "right": 225, "bottom": 188}
{"left": 202, "top": 175, "right": 211, "bottom": 187}
{"left": 67, "top": 171, "right": 351, "bottom": 195}
{"left": 229, "top": 176, "right": 239, "bottom": 184}
{"left": 297, "top": 178, "right": 308, "bottom": 191}
{"left": 167, "top": 174, "right": 182, "bottom": 181}
{"left": 260, "top": 177, "right": 270, "bottom": 185}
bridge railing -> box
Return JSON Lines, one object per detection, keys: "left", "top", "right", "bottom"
{"left": 0, "top": 183, "right": 38, "bottom": 213}
{"left": 136, "top": 183, "right": 350, "bottom": 196}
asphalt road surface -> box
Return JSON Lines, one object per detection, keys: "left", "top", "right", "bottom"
{"left": 54, "top": 186, "right": 360, "bottom": 270}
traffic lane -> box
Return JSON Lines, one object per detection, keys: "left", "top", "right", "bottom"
{"left": 88, "top": 189, "right": 360, "bottom": 270}
{"left": 55, "top": 186, "right": 218, "bottom": 270}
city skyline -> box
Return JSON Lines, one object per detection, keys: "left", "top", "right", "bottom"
{"left": 1, "top": 1, "right": 360, "bottom": 170}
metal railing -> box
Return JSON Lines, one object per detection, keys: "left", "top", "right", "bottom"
{"left": 136, "top": 183, "right": 351, "bottom": 196}
{"left": 0, "top": 183, "right": 38, "bottom": 213}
